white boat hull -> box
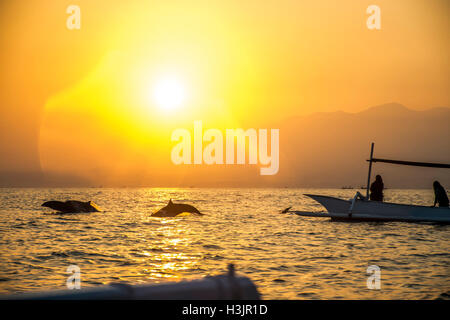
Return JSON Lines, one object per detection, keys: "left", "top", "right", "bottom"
{"left": 304, "top": 194, "right": 450, "bottom": 223}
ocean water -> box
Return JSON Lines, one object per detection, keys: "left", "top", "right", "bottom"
{"left": 0, "top": 188, "right": 448, "bottom": 299}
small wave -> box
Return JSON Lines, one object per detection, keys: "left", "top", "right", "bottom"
{"left": 118, "top": 261, "right": 137, "bottom": 266}
{"left": 301, "top": 255, "right": 336, "bottom": 261}
{"left": 84, "top": 280, "right": 104, "bottom": 286}
{"left": 11, "top": 220, "right": 38, "bottom": 229}
{"left": 47, "top": 250, "right": 118, "bottom": 261}
{"left": 131, "top": 249, "right": 164, "bottom": 257}
{"left": 202, "top": 253, "right": 224, "bottom": 260}
{"left": 269, "top": 265, "right": 289, "bottom": 271}
{"left": 51, "top": 250, "right": 85, "bottom": 258}
{"left": 293, "top": 264, "right": 316, "bottom": 272}
{"left": 410, "top": 237, "right": 435, "bottom": 242}
{"left": 297, "top": 292, "right": 318, "bottom": 298}
{"left": 29, "top": 264, "right": 54, "bottom": 270}
{"left": 202, "top": 244, "right": 223, "bottom": 250}
{"left": 429, "top": 253, "right": 450, "bottom": 257}
{"left": 436, "top": 291, "right": 450, "bottom": 300}
{"left": 245, "top": 246, "right": 266, "bottom": 251}
{"left": 84, "top": 237, "right": 102, "bottom": 241}
{"left": 122, "top": 222, "right": 139, "bottom": 227}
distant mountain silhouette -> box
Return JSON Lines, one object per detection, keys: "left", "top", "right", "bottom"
{"left": 3, "top": 103, "right": 448, "bottom": 188}
{"left": 274, "top": 103, "right": 450, "bottom": 188}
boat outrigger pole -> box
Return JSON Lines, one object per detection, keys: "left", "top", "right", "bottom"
{"left": 369, "top": 158, "right": 450, "bottom": 169}
{"left": 365, "top": 143, "right": 450, "bottom": 199}
{"left": 366, "top": 142, "right": 375, "bottom": 199}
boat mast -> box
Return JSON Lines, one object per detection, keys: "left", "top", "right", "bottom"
{"left": 366, "top": 142, "right": 374, "bottom": 199}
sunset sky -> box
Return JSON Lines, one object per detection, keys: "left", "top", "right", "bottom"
{"left": 0, "top": 0, "right": 448, "bottom": 186}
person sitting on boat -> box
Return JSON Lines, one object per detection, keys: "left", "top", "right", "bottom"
{"left": 432, "top": 181, "right": 449, "bottom": 207}
{"left": 370, "top": 175, "right": 384, "bottom": 201}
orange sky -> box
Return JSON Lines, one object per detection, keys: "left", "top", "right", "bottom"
{"left": 0, "top": 0, "right": 449, "bottom": 185}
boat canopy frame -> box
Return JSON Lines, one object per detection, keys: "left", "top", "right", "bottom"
{"left": 365, "top": 142, "right": 450, "bottom": 199}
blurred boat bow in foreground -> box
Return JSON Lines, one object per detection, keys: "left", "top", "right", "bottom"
{"left": 1, "top": 264, "right": 260, "bottom": 300}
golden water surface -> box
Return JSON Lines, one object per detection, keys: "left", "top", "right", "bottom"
{"left": 0, "top": 188, "right": 449, "bottom": 299}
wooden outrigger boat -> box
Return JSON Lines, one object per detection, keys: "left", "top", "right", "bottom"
{"left": 302, "top": 194, "right": 450, "bottom": 223}
{"left": 294, "top": 143, "right": 450, "bottom": 223}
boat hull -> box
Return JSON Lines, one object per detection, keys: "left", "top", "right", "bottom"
{"left": 304, "top": 194, "right": 450, "bottom": 223}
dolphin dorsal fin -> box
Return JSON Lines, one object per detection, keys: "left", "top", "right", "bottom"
{"left": 168, "top": 199, "right": 173, "bottom": 205}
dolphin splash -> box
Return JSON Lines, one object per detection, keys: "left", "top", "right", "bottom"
{"left": 152, "top": 199, "right": 203, "bottom": 217}
{"left": 42, "top": 200, "right": 100, "bottom": 213}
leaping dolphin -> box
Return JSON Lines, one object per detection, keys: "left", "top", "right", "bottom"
{"left": 42, "top": 200, "right": 100, "bottom": 213}
{"left": 152, "top": 199, "right": 203, "bottom": 217}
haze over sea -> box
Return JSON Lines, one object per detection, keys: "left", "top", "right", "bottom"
{"left": 0, "top": 188, "right": 449, "bottom": 299}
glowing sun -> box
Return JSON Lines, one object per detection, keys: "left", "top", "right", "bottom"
{"left": 152, "top": 76, "right": 186, "bottom": 111}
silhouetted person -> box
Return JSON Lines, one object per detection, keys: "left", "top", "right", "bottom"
{"left": 432, "top": 181, "right": 449, "bottom": 207}
{"left": 370, "top": 175, "right": 384, "bottom": 201}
